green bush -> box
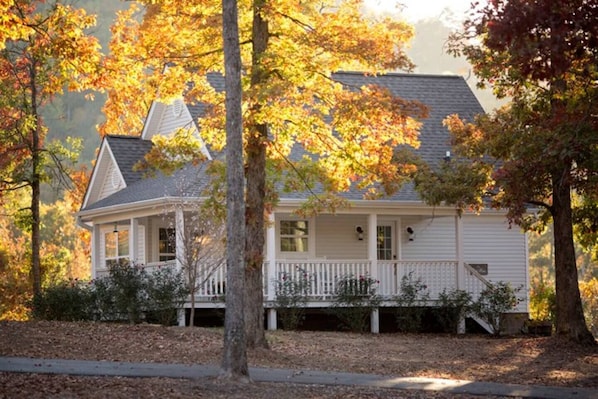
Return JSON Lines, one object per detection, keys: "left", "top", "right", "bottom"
{"left": 32, "top": 280, "right": 93, "bottom": 321}
{"left": 436, "top": 288, "right": 472, "bottom": 333}
{"left": 146, "top": 265, "right": 189, "bottom": 326}
{"left": 107, "top": 261, "right": 148, "bottom": 324}
{"left": 274, "top": 271, "right": 310, "bottom": 330}
{"left": 34, "top": 262, "right": 188, "bottom": 326}
{"left": 87, "top": 276, "right": 117, "bottom": 321}
{"left": 330, "top": 274, "right": 380, "bottom": 333}
{"left": 394, "top": 271, "right": 430, "bottom": 332}
{"left": 472, "top": 281, "right": 522, "bottom": 335}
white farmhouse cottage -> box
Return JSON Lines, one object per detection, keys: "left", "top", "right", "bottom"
{"left": 78, "top": 72, "right": 529, "bottom": 333}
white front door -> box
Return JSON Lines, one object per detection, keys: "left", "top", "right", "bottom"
{"left": 377, "top": 221, "right": 398, "bottom": 295}
{"left": 376, "top": 223, "right": 395, "bottom": 260}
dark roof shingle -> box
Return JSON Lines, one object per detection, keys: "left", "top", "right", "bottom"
{"left": 85, "top": 72, "right": 483, "bottom": 210}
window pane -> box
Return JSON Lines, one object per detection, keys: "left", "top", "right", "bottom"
{"left": 105, "top": 232, "right": 116, "bottom": 258}
{"left": 159, "top": 228, "right": 176, "bottom": 257}
{"left": 118, "top": 230, "right": 129, "bottom": 256}
{"left": 280, "top": 237, "right": 308, "bottom": 252}
{"left": 280, "top": 220, "right": 308, "bottom": 236}
{"left": 377, "top": 226, "right": 392, "bottom": 260}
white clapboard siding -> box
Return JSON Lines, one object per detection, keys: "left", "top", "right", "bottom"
{"left": 314, "top": 214, "right": 368, "bottom": 259}
{"left": 462, "top": 214, "right": 528, "bottom": 311}
{"left": 155, "top": 101, "right": 195, "bottom": 136}
{"left": 401, "top": 216, "right": 456, "bottom": 260}
{"left": 97, "top": 162, "right": 122, "bottom": 201}
{"left": 137, "top": 224, "right": 146, "bottom": 265}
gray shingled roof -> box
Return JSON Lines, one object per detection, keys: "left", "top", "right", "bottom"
{"left": 84, "top": 143, "right": 211, "bottom": 211}
{"left": 83, "top": 72, "right": 483, "bottom": 211}
{"left": 107, "top": 135, "right": 153, "bottom": 185}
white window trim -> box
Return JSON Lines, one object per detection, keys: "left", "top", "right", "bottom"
{"left": 277, "top": 216, "right": 315, "bottom": 259}
{"left": 158, "top": 227, "right": 176, "bottom": 262}
{"left": 152, "top": 219, "right": 176, "bottom": 263}
{"left": 102, "top": 226, "right": 130, "bottom": 268}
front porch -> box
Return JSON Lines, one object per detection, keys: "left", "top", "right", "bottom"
{"left": 88, "top": 208, "right": 528, "bottom": 333}
{"left": 142, "top": 259, "right": 489, "bottom": 304}
{"left": 141, "top": 257, "right": 491, "bottom": 332}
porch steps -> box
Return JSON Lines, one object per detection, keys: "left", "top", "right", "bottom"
{"left": 467, "top": 314, "right": 494, "bottom": 334}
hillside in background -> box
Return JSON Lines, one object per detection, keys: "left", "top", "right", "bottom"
{"left": 43, "top": 0, "right": 130, "bottom": 165}
{"left": 45, "top": 1, "right": 500, "bottom": 168}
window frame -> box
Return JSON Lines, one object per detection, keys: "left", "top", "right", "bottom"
{"left": 158, "top": 227, "right": 176, "bottom": 262}
{"left": 104, "top": 228, "right": 130, "bottom": 268}
{"left": 278, "top": 217, "right": 313, "bottom": 258}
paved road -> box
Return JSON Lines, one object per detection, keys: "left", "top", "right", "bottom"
{"left": 0, "top": 356, "right": 596, "bottom": 399}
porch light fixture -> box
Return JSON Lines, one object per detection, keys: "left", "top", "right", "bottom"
{"left": 113, "top": 223, "right": 118, "bottom": 233}
{"left": 444, "top": 151, "right": 451, "bottom": 162}
{"left": 406, "top": 226, "right": 415, "bottom": 241}
{"left": 355, "top": 225, "right": 364, "bottom": 241}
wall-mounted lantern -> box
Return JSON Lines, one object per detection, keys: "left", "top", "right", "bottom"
{"left": 406, "top": 226, "right": 415, "bottom": 241}
{"left": 355, "top": 225, "right": 364, "bottom": 241}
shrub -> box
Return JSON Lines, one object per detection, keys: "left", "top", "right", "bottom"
{"left": 274, "top": 270, "right": 310, "bottom": 330}
{"left": 32, "top": 280, "right": 93, "bottom": 321}
{"left": 394, "top": 271, "right": 430, "bottom": 332}
{"left": 529, "top": 279, "right": 556, "bottom": 323}
{"left": 146, "top": 265, "right": 189, "bottom": 326}
{"left": 87, "top": 276, "right": 117, "bottom": 321}
{"left": 107, "top": 261, "right": 148, "bottom": 324}
{"left": 436, "top": 288, "right": 472, "bottom": 333}
{"left": 32, "top": 262, "right": 188, "bottom": 326}
{"left": 580, "top": 278, "right": 598, "bottom": 337}
{"left": 472, "top": 281, "right": 522, "bottom": 335}
{"left": 330, "top": 274, "right": 380, "bottom": 333}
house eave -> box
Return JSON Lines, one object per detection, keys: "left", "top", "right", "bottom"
{"left": 77, "top": 196, "right": 205, "bottom": 225}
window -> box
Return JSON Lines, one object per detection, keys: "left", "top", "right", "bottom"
{"left": 105, "top": 230, "right": 129, "bottom": 267}
{"left": 280, "top": 220, "right": 309, "bottom": 252}
{"left": 159, "top": 228, "right": 176, "bottom": 261}
{"left": 377, "top": 225, "right": 393, "bottom": 260}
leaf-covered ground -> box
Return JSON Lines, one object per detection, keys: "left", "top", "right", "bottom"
{"left": 0, "top": 321, "right": 596, "bottom": 398}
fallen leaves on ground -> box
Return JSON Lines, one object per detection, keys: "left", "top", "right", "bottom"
{"left": 0, "top": 321, "right": 596, "bottom": 398}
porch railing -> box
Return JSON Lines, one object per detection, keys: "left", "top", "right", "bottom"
{"left": 274, "top": 259, "right": 464, "bottom": 300}
{"left": 97, "top": 258, "right": 490, "bottom": 304}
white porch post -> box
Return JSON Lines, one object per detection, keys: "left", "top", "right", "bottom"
{"left": 129, "top": 218, "right": 139, "bottom": 265}
{"left": 175, "top": 207, "right": 185, "bottom": 271}
{"left": 91, "top": 224, "right": 101, "bottom": 278}
{"left": 266, "top": 212, "right": 277, "bottom": 330}
{"left": 175, "top": 207, "right": 186, "bottom": 326}
{"left": 455, "top": 213, "right": 466, "bottom": 334}
{"left": 368, "top": 213, "right": 379, "bottom": 334}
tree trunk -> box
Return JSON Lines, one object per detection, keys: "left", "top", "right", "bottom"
{"left": 220, "top": 0, "right": 250, "bottom": 380}
{"left": 551, "top": 168, "right": 596, "bottom": 345}
{"left": 30, "top": 66, "right": 42, "bottom": 303}
{"left": 243, "top": 0, "right": 269, "bottom": 349}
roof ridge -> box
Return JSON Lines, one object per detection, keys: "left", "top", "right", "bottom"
{"left": 106, "top": 134, "right": 145, "bottom": 140}
{"left": 333, "top": 71, "right": 466, "bottom": 79}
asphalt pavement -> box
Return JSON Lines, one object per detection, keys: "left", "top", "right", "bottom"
{"left": 0, "top": 356, "right": 596, "bottom": 399}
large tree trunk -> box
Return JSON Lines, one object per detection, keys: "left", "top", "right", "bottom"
{"left": 220, "top": 0, "right": 250, "bottom": 380}
{"left": 243, "top": 0, "right": 269, "bottom": 349}
{"left": 551, "top": 168, "right": 595, "bottom": 345}
{"left": 31, "top": 67, "right": 41, "bottom": 303}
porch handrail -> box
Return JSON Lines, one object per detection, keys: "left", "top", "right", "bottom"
{"left": 463, "top": 262, "right": 492, "bottom": 301}
{"left": 274, "top": 259, "right": 460, "bottom": 300}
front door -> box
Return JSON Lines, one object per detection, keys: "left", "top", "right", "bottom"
{"left": 377, "top": 222, "right": 397, "bottom": 295}
{"left": 377, "top": 223, "right": 395, "bottom": 260}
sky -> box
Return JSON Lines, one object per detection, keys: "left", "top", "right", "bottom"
{"left": 363, "top": 0, "right": 476, "bottom": 24}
